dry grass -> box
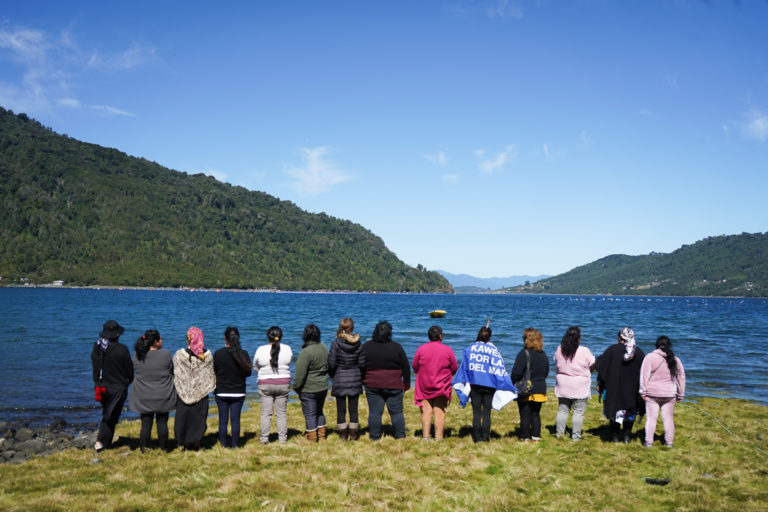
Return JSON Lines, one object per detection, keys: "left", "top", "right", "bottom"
{"left": 1, "top": 394, "right": 766, "bottom": 511}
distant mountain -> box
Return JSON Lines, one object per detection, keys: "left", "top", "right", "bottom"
{"left": 503, "top": 232, "right": 768, "bottom": 297}
{"left": 0, "top": 107, "right": 452, "bottom": 292}
{"left": 438, "top": 271, "right": 550, "bottom": 291}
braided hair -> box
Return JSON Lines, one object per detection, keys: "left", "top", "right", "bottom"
{"left": 267, "top": 326, "right": 283, "bottom": 372}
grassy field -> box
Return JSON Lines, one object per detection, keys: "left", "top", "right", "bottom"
{"left": 1, "top": 393, "right": 766, "bottom": 511}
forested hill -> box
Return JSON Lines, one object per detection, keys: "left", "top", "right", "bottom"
{"left": 0, "top": 107, "right": 452, "bottom": 292}
{"left": 505, "top": 232, "right": 768, "bottom": 297}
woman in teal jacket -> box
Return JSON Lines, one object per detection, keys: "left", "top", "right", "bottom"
{"left": 293, "top": 324, "right": 329, "bottom": 442}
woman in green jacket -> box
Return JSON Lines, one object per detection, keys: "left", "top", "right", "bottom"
{"left": 293, "top": 324, "right": 329, "bottom": 441}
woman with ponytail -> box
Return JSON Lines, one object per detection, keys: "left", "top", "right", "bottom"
{"left": 213, "top": 326, "right": 252, "bottom": 448}
{"left": 129, "top": 329, "right": 176, "bottom": 452}
{"left": 640, "top": 336, "right": 686, "bottom": 447}
{"left": 328, "top": 317, "right": 366, "bottom": 440}
{"left": 253, "top": 326, "right": 293, "bottom": 444}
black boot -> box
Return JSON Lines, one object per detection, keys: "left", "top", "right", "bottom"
{"left": 611, "top": 421, "right": 621, "bottom": 443}
{"left": 622, "top": 420, "right": 634, "bottom": 444}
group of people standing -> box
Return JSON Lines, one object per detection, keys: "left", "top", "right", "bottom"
{"left": 91, "top": 318, "right": 686, "bottom": 452}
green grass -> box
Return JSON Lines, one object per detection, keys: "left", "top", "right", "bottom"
{"left": 1, "top": 394, "right": 766, "bottom": 511}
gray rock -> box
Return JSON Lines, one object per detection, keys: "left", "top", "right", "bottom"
{"left": 1, "top": 450, "right": 15, "bottom": 460}
{"left": 15, "top": 428, "right": 35, "bottom": 442}
{"left": 15, "top": 439, "right": 46, "bottom": 455}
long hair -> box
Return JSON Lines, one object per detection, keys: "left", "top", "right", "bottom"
{"left": 655, "top": 335, "right": 678, "bottom": 378}
{"left": 523, "top": 327, "right": 543, "bottom": 352}
{"left": 560, "top": 326, "right": 581, "bottom": 361}
{"left": 224, "top": 326, "right": 252, "bottom": 373}
{"left": 267, "top": 326, "right": 283, "bottom": 371}
{"left": 302, "top": 324, "right": 321, "bottom": 349}
{"left": 337, "top": 317, "right": 354, "bottom": 337}
{"left": 134, "top": 330, "right": 160, "bottom": 362}
{"left": 476, "top": 326, "right": 492, "bottom": 342}
{"left": 372, "top": 321, "right": 392, "bottom": 343}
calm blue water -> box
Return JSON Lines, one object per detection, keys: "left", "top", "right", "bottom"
{"left": 1, "top": 288, "right": 766, "bottom": 427}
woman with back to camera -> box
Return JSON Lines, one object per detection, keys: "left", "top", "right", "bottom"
{"left": 328, "top": 317, "right": 366, "bottom": 441}
{"left": 173, "top": 326, "right": 216, "bottom": 450}
{"left": 129, "top": 329, "right": 177, "bottom": 452}
{"left": 452, "top": 326, "right": 516, "bottom": 443}
{"left": 553, "top": 326, "right": 595, "bottom": 442}
{"left": 254, "top": 326, "right": 293, "bottom": 444}
{"left": 640, "top": 335, "right": 685, "bottom": 448}
{"left": 412, "top": 325, "right": 458, "bottom": 441}
{"left": 293, "top": 324, "right": 329, "bottom": 442}
{"left": 595, "top": 327, "right": 646, "bottom": 443}
{"left": 511, "top": 328, "right": 549, "bottom": 442}
{"left": 213, "top": 326, "right": 252, "bottom": 448}
{"left": 362, "top": 321, "right": 411, "bottom": 440}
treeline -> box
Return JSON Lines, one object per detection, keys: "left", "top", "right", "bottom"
{"left": 505, "top": 232, "right": 768, "bottom": 297}
{"left": 0, "top": 107, "right": 452, "bottom": 292}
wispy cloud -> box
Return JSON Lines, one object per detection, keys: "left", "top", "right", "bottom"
{"left": 0, "top": 23, "right": 151, "bottom": 116}
{"left": 743, "top": 109, "right": 768, "bottom": 142}
{"left": 443, "top": 173, "right": 459, "bottom": 184}
{"left": 284, "top": 146, "right": 351, "bottom": 195}
{"left": 476, "top": 145, "right": 516, "bottom": 174}
{"left": 486, "top": 0, "right": 525, "bottom": 20}
{"left": 424, "top": 150, "right": 447, "bottom": 166}
{"left": 579, "top": 130, "right": 592, "bottom": 148}
{"left": 205, "top": 168, "right": 229, "bottom": 183}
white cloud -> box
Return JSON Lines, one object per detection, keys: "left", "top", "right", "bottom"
{"left": 90, "top": 105, "right": 134, "bottom": 117}
{"left": 0, "top": 23, "right": 149, "bottom": 116}
{"left": 580, "top": 130, "right": 592, "bottom": 148}
{"left": 284, "top": 146, "right": 351, "bottom": 195}
{"left": 87, "top": 43, "right": 157, "bottom": 70}
{"left": 424, "top": 150, "right": 447, "bottom": 166}
{"left": 542, "top": 143, "right": 550, "bottom": 159}
{"left": 443, "top": 173, "right": 459, "bottom": 184}
{"left": 743, "top": 110, "right": 768, "bottom": 142}
{"left": 476, "top": 144, "right": 516, "bottom": 174}
{"left": 205, "top": 169, "right": 229, "bottom": 183}
{"left": 486, "top": 0, "right": 524, "bottom": 20}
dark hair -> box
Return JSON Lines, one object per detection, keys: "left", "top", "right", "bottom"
{"left": 225, "top": 326, "right": 252, "bottom": 374}
{"left": 134, "top": 330, "right": 160, "bottom": 362}
{"left": 560, "top": 326, "right": 581, "bottom": 361}
{"left": 476, "top": 326, "right": 492, "bottom": 342}
{"left": 655, "top": 335, "right": 678, "bottom": 378}
{"left": 428, "top": 325, "right": 442, "bottom": 341}
{"left": 372, "top": 321, "right": 392, "bottom": 343}
{"left": 302, "top": 324, "right": 321, "bottom": 348}
{"left": 267, "top": 326, "right": 283, "bottom": 371}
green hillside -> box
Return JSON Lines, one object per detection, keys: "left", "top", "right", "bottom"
{"left": 505, "top": 232, "right": 768, "bottom": 297}
{"left": 0, "top": 107, "right": 451, "bottom": 292}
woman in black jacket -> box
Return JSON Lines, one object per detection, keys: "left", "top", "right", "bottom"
{"left": 327, "top": 317, "right": 366, "bottom": 440}
{"left": 511, "top": 327, "right": 549, "bottom": 442}
{"left": 213, "top": 326, "right": 252, "bottom": 448}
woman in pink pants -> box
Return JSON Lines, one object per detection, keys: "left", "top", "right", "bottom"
{"left": 639, "top": 336, "right": 685, "bottom": 447}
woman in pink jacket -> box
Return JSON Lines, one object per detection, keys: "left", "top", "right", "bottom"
{"left": 412, "top": 325, "right": 458, "bottom": 440}
{"left": 553, "top": 326, "right": 595, "bottom": 442}
{"left": 639, "top": 335, "right": 685, "bottom": 448}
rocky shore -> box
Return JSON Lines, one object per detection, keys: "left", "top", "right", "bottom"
{"left": 0, "top": 420, "right": 97, "bottom": 464}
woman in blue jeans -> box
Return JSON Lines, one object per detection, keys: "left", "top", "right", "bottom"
{"left": 213, "top": 327, "right": 252, "bottom": 448}
{"left": 293, "top": 324, "right": 329, "bottom": 442}
{"left": 362, "top": 321, "right": 410, "bottom": 440}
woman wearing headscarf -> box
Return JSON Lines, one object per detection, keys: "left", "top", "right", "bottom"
{"left": 327, "top": 317, "right": 366, "bottom": 441}
{"left": 91, "top": 320, "right": 134, "bottom": 452}
{"left": 129, "top": 329, "right": 176, "bottom": 452}
{"left": 213, "top": 326, "right": 252, "bottom": 448}
{"left": 595, "top": 327, "right": 646, "bottom": 443}
{"left": 511, "top": 328, "right": 549, "bottom": 442}
{"left": 173, "top": 326, "right": 215, "bottom": 450}
{"left": 254, "top": 326, "right": 293, "bottom": 444}
{"left": 553, "top": 326, "right": 595, "bottom": 442}
{"left": 640, "top": 335, "right": 685, "bottom": 447}
{"left": 293, "top": 324, "right": 329, "bottom": 442}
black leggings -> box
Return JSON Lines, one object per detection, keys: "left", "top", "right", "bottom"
{"left": 140, "top": 412, "right": 169, "bottom": 449}
{"left": 470, "top": 385, "right": 495, "bottom": 442}
{"left": 517, "top": 400, "right": 543, "bottom": 439}
{"left": 336, "top": 395, "right": 360, "bottom": 424}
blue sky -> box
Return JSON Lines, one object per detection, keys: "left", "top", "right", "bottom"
{"left": 2, "top": 1, "right": 767, "bottom": 277}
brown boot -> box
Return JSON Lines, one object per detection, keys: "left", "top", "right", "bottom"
{"left": 318, "top": 426, "right": 327, "bottom": 441}
{"left": 306, "top": 430, "right": 318, "bottom": 442}
{"left": 337, "top": 423, "right": 349, "bottom": 441}
{"left": 348, "top": 423, "right": 359, "bottom": 441}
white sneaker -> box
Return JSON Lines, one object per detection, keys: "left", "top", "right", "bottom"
{"left": 94, "top": 441, "right": 104, "bottom": 452}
